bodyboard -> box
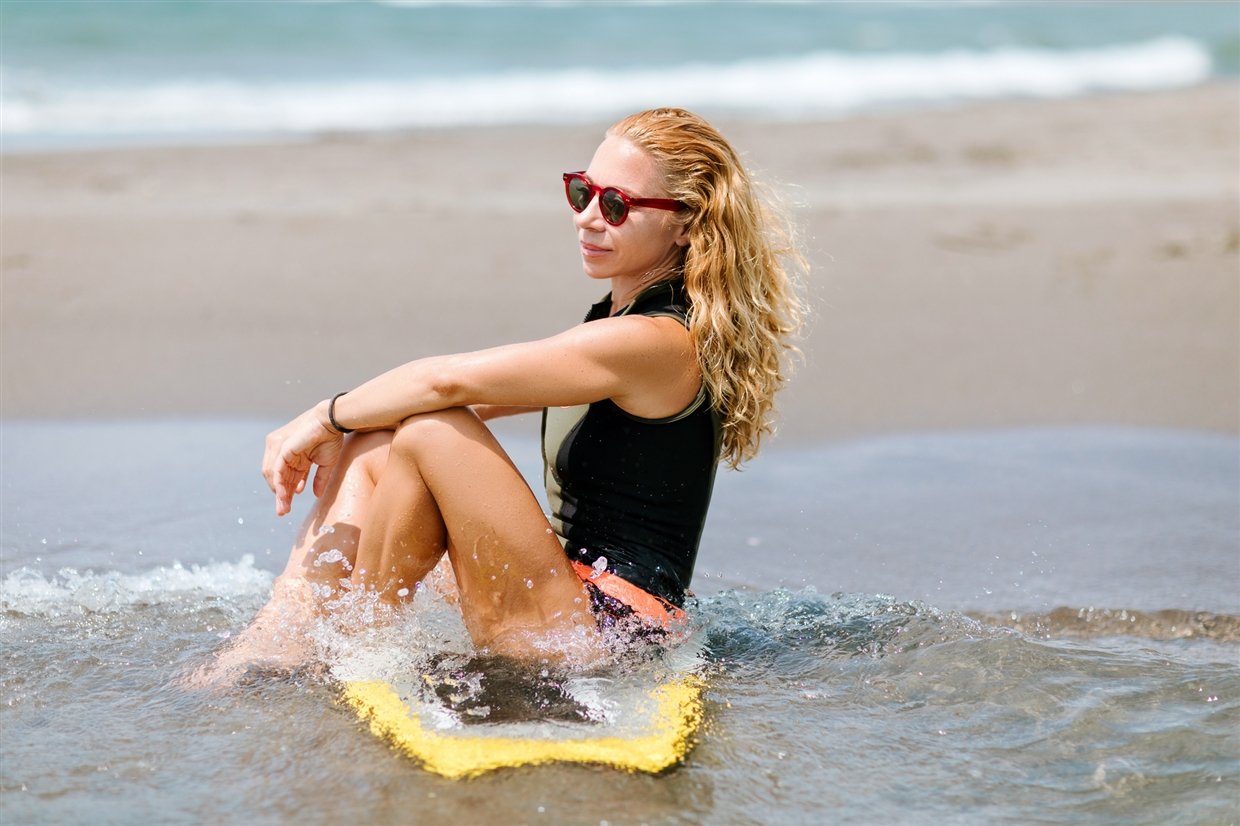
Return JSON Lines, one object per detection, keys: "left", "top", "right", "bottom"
{"left": 342, "top": 664, "right": 703, "bottom": 779}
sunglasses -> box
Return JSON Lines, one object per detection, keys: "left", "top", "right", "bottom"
{"left": 563, "top": 172, "right": 686, "bottom": 226}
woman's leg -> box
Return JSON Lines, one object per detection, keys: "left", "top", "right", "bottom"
{"left": 354, "top": 407, "right": 596, "bottom": 657}
{"left": 197, "top": 409, "right": 593, "bottom": 685}
{"left": 193, "top": 431, "right": 399, "bottom": 684}
{"left": 280, "top": 429, "right": 393, "bottom": 589}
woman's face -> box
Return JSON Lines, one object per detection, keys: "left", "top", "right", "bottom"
{"left": 574, "top": 136, "right": 689, "bottom": 284}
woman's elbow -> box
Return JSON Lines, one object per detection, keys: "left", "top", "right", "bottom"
{"left": 423, "top": 365, "right": 472, "bottom": 411}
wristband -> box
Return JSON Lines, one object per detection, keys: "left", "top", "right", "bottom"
{"left": 328, "top": 392, "right": 354, "bottom": 434}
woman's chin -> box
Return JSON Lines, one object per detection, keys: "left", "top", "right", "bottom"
{"left": 581, "top": 263, "right": 614, "bottom": 282}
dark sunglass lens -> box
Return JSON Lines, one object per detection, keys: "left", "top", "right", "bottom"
{"left": 600, "top": 189, "right": 627, "bottom": 225}
{"left": 567, "top": 177, "right": 591, "bottom": 212}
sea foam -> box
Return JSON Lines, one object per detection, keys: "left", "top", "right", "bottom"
{"left": 0, "top": 37, "right": 1211, "bottom": 142}
{"left": 0, "top": 555, "right": 274, "bottom": 616}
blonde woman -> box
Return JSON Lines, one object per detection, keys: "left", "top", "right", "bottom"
{"left": 238, "top": 109, "right": 804, "bottom": 666}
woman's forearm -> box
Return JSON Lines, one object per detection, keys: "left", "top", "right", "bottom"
{"left": 325, "top": 354, "right": 462, "bottom": 432}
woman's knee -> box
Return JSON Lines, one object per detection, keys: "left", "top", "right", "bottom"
{"left": 390, "top": 407, "right": 480, "bottom": 460}
{"left": 337, "top": 429, "right": 394, "bottom": 486}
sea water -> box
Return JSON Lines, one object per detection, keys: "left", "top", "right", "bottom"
{"left": 2, "top": 420, "right": 1237, "bottom": 824}
{"left": 1, "top": 1, "right": 1236, "bottom": 148}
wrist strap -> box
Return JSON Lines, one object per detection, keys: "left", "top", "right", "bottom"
{"left": 328, "top": 392, "right": 354, "bottom": 434}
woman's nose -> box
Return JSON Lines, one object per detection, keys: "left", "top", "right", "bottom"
{"left": 573, "top": 193, "right": 608, "bottom": 232}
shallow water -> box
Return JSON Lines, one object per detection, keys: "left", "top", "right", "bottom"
{"left": 2, "top": 421, "right": 1237, "bottom": 824}
{"left": 3, "top": 569, "right": 1236, "bottom": 825}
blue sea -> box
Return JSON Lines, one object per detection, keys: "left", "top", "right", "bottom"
{"left": 1, "top": 1, "right": 1235, "bottom": 148}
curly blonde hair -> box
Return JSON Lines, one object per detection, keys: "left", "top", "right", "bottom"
{"left": 609, "top": 108, "right": 807, "bottom": 467}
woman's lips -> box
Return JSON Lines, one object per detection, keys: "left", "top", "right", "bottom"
{"left": 580, "top": 242, "right": 610, "bottom": 258}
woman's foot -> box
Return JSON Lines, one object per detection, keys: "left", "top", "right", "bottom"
{"left": 181, "top": 576, "right": 321, "bottom": 689}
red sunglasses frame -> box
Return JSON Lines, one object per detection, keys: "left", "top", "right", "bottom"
{"left": 562, "top": 172, "right": 686, "bottom": 226}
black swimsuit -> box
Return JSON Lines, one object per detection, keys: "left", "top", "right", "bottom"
{"left": 541, "top": 279, "right": 721, "bottom": 609}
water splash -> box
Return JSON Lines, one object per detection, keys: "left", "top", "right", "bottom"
{"left": 0, "top": 555, "right": 273, "bottom": 618}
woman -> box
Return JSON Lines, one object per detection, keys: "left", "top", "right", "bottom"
{"left": 223, "top": 108, "right": 804, "bottom": 672}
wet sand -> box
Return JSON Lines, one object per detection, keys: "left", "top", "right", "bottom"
{"left": 4, "top": 84, "right": 1237, "bottom": 442}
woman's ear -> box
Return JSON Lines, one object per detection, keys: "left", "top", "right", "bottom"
{"left": 669, "top": 216, "right": 691, "bottom": 248}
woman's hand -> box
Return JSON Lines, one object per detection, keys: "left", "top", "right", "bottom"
{"left": 262, "top": 401, "right": 345, "bottom": 516}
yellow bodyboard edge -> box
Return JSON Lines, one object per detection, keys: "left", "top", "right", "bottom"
{"left": 342, "top": 677, "right": 703, "bottom": 779}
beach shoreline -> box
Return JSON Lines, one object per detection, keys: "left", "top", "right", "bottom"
{"left": 3, "top": 84, "right": 1237, "bottom": 445}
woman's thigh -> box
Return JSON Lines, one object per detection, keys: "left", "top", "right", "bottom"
{"left": 380, "top": 408, "right": 595, "bottom": 654}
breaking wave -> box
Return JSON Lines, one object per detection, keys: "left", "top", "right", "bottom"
{"left": 1, "top": 37, "right": 1211, "bottom": 143}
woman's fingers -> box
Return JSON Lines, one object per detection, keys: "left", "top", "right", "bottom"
{"left": 266, "top": 410, "right": 344, "bottom": 516}
{"left": 312, "top": 460, "right": 336, "bottom": 499}
{"left": 261, "top": 432, "right": 283, "bottom": 493}
{"left": 272, "top": 453, "right": 299, "bottom": 516}
{"left": 272, "top": 443, "right": 314, "bottom": 516}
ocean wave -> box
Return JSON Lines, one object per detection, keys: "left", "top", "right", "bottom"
{"left": 0, "top": 555, "right": 274, "bottom": 616}
{"left": 967, "top": 607, "right": 1240, "bottom": 643}
{"left": 0, "top": 37, "right": 1210, "bottom": 141}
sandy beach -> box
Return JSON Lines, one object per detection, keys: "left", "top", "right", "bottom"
{"left": 4, "top": 84, "right": 1237, "bottom": 442}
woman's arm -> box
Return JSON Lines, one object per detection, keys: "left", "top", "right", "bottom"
{"left": 331, "top": 315, "right": 697, "bottom": 429}
{"left": 262, "top": 315, "right": 698, "bottom": 515}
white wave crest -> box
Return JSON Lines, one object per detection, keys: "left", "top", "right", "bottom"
{"left": 0, "top": 37, "right": 1211, "bottom": 140}
{"left": 0, "top": 555, "right": 274, "bottom": 616}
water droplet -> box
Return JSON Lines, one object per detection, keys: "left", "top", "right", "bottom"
{"left": 316, "top": 549, "right": 345, "bottom": 567}
{"left": 592, "top": 556, "right": 608, "bottom": 574}
{"left": 237, "top": 517, "right": 244, "bottom": 525}
{"left": 525, "top": 579, "right": 534, "bottom": 589}
{"left": 397, "top": 588, "right": 409, "bottom": 597}
{"left": 550, "top": 568, "right": 558, "bottom": 576}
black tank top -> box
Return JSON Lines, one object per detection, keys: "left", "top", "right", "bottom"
{"left": 541, "top": 279, "right": 721, "bottom": 608}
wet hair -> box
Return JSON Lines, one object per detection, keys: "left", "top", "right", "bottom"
{"left": 608, "top": 108, "right": 807, "bottom": 467}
